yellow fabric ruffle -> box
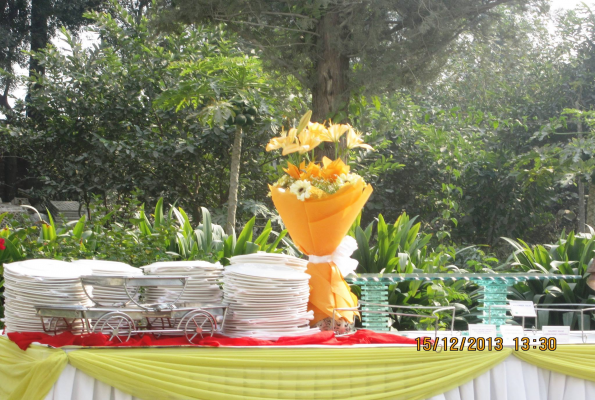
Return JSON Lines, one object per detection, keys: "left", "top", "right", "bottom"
{"left": 0, "top": 335, "right": 68, "bottom": 400}
{"left": 5, "top": 334, "right": 595, "bottom": 400}
{"left": 68, "top": 345, "right": 511, "bottom": 400}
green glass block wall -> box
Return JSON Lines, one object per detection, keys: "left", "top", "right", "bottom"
{"left": 476, "top": 280, "right": 509, "bottom": 327}
{"left": 360, "top": 282, "right": 390, "bottom": 331}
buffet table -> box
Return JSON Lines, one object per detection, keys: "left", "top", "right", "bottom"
{"left": 3, "top": 335, "right": 595, "bottom": 400}
{"left": 43, "top": 354, "right": 595, "bottom": 400}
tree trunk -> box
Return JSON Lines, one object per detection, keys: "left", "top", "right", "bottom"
{"left": 579, "top": 178, "right": 586, "bottom": 233}
{"left": 588, "top": 183, "right": 595, "bottom": 231}
{"left": 311, "top": 11, "right": 350, "bottom": 161}
{"left": 20, "top": 0, "right": 49, "bottom": 197}
{"left": 29, "top": 0, "right": 49, "bottom": 78}
{"left": 311, "top": 11, "right": 349, "bottom": 122}
{"left": 4, "top": 154, "right": 17, "bottom": 202}
{"left": 577, "top": 101, "right": 585, "bottom": 233}
{"left": 226, "top": 126, "right": 242, "bottom": 235}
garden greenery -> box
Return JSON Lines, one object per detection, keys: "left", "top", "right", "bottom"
{"left": 1, "top": 3, "right": 595, "bottom": 330}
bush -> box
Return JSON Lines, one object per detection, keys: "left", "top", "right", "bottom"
{"left": 0, "top": 195, "right": 292, "bottom": 328}
{"left": 502, "top": 231, "right": 595, "bottom": 328}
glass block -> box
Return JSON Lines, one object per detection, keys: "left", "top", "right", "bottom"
{"left": 476, "top": 280, "right": 510, "bottom": 327}
{"left": 359, "top": 282, "right": 391, "bottom": 331}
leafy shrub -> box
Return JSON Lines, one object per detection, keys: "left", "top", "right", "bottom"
{"left": 0, "top": 196, "right": 292, "bottom": 328}
{"left": 502, "top": 231, "right": 595, "bottom": 328}
{"left": 350, "top": 212, "right": 472, "bottom": 330}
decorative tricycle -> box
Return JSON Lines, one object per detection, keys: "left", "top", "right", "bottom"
{"left": 34, "top": 275, "right": 228, "bottom": 344}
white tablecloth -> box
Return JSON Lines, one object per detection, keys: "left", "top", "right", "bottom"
{"left": 43, "top": 354, "right": 595, "bottom": 400}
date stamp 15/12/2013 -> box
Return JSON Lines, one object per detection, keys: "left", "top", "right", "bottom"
{"left": 415, "top": 337, "right": 557, "bottom": 352}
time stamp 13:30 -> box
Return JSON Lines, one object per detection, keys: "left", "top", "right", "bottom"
{"left": 415, "top": 337, "right": 558, "bottom": 352}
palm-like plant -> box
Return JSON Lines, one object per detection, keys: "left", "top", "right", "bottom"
{"left": 351, "top": 212, "right": 470, "bottom": 330}
{"left": 502, "top": 231, "right": 595, "bottom": 328}
{"left": 352, "top": 213, "right": 432, "bottom": 274}
{"left": 133, "top": 198, "right": 290, "bottom": 263}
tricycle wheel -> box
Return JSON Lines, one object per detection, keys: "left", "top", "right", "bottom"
{"left": 179, "top": 310, "right": 216, "bottom": 344}
{"left": 92, "top": 312, "right": 135, "bottom": 343}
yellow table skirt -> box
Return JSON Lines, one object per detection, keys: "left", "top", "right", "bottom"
{"left": 2, "top": 336, "right": 595, "bottom": 400}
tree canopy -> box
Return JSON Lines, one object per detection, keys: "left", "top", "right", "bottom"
{"left": 1, "top": 0, "right": 595, "bottom": 255}
{"left": 156, "top": 0, "right": 535, "bottom": 121}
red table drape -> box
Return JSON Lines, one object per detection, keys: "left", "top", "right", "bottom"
{"left": 7, "top": 329, "right": 420, "bottom": 351}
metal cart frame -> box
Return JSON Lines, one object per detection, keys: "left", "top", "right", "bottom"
{"left": 34, "top": 275, "right": 228, "bottom": 344}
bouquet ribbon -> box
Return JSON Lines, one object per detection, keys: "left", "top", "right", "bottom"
{"left": 308, "top": 236, "right": 359, "bottom": 277}
{"left": 270, "top": 181, "right": 373, "bottom": 324}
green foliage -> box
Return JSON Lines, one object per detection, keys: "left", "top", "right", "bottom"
{"left": 351, "top": 212, "right": 471, "bottom": 330}
{"left": 158, "top": 0, "right": 530, "bottom": 121}
{"left": 353, "top": 92, "right": 552, "bottom": 248}
{"left": 352, "top": 213, "right": 432, "bottom": 274}
{"left": 1, "top": 2, "right": 301, "bottom": 225}
{"left": 503, "top": 231, "right": 595, "bottom": 328}
{"left": 0, "top": 0, "right": 105, "bottom": 107}
{"left": 0, "top": 194, "right": 293, "bottom": 327}
{"left": 0, "top": 194, "right": 290, "bottom": 270}
{"left": 349, "top": 5, "right": 595, "bottom": 249}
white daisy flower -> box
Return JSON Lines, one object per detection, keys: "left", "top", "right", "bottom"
{"left": 337, "top": 173, "right": 362, "bottom": 186}
{"left": 289, "top": 180, "right": 312, "bottom": 201}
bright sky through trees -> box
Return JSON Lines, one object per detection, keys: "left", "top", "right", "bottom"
{"left": 3, "top": 0, "right": 594, "bottom": 109}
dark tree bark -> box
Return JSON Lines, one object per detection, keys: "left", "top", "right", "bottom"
{"left": 4, "top": 154, "right": 17, "bottom": 201}
{"left": 588, "top": 183, "right": 595, "bottom": 230}
{"left": 29, "top": 0, "right": 49, "bottom": 78}
{"left": 18, "top": 0, "right": 51, "bottom": 199}
{"left": 0, "top": 80, "right": 11, "bottom": 110}
{"left": 311, "top": 11, "right": 349, "bottom": 123}
{"left": 579, "top": 178, "right": 586, "bottom": 233}
{"left": 577, "top": 99, "right": 586, "bottom": 233}
{"left": 311, "top": 11, "right": 350, "bottom": 160}
{"left": 0, "top": 154, "right": 5, "bottom": 202}
{"left": 226, "top": 126, "right": 243, "bottom": 234}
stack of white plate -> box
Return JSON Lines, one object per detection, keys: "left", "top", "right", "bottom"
{"left": 71, "top": 260, "right": 142, "bottom": 306}
{"left": 2, "top": 259, "right": 92, "bottom": 333}
{"left": 141, "top": 261, "right": 223, "bottom": 304}
{"left": 222, "top": 264, "right": 318, "bottom": 339}
{"left": 230, "top": 252, "right": 308, "bottom": 273}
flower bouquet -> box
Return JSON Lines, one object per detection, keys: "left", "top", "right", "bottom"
{"left": 267, "top": 111, "right": 373, "bottom": 331}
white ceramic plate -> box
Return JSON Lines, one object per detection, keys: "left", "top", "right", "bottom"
{"left": 5, "top": 259, "right": 92, "bottom": 278}
{"left": 224, "top": 264, "right": 310, "bottom": 280}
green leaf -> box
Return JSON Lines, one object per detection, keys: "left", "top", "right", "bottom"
{"left": 233, "top": 217, "right": 255, "bottom": 256}
{"left": 355, "top": 226, "right": 373, "bottom": 273}
{"left": 559, "top": 279, "right": 577, "bottom": 303}
{"left": 201, "top": 207, "right": 213, "bottom": 251}
{"left": 45, "top": 209, "right": 58, "bottom": 241}
{"left": 72, "top": 215, "right": 86, "bottom": 240}
{"left": 154, "top": 198, "right": 164, "bottom": 229}
{"left": 3, "top": 238, "right": 24, "bottom": 261}
{"left": 295, "top": 110, "right": 312, "bottom": 135}
{"left": 254, "top": 220, "right": 272, "bottom": 249}
{"left": 0, "top": 212, "right": 8, "bottom": 228}
{"left": 138, "top": 205, "right": 153, "bottom": 236}
{"left": 266, "top": 230, "right": 288, "bottom": 253}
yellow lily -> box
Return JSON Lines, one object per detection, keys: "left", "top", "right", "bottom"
{"left": 283, "top": 161, "right": 305, "bottom": 180}
{"left": 302, "top": 162, "right": 322, "bottom": 180}
{"left": 307, "top": 122, "right": 329, "bottom": 140}
{"left": 282, "top": 128, "right": 322, "bottom": 155}
{"left": 345, "top": 128, "right": 373, "bottom": 150}
{"left": 321, "top": 123, "right": 350, "bottom": 143}
{"left": 266, "top": 128, "right": 297, "bottom": 152}
{"left": 321, "top": 157, "right": 350, "bottom": 181}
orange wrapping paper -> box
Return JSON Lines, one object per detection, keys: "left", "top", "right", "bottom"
{"left": 270, "top": 181, "right": 373, "bottom": 324}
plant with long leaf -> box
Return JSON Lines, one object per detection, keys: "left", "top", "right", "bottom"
{"left": 130, "top": 198, "right": 290, "bottom": 263}
{"left": 502, "top": 231, "right": 595, "bottom": 328}
{"left": 351, "top": 212, "right": 470, "bottom": 330}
